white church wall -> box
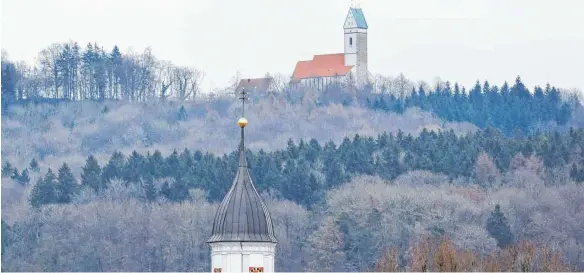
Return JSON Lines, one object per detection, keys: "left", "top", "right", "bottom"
{"left": 299, "top": 75, "right": 347, "bottom": 90}
{"left": 210, "top": 242, "right": 276, "bottom": 273}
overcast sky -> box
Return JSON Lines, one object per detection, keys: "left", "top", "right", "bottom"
{"left": 2, "top": 0, "right": 584, "bottom": 93}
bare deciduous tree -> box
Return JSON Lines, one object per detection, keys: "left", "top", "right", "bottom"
{"left": 394, "top": 72, "right": 412, "bottom": 98}
{"left": 268, "top": 72, "right": 290, "bottom": 93}
{"left": 38, "top": 43, "right": 63, "bottom": 98}
{"left": 228, "top": 70, "right": 242, "bottom": 94}
{"left": 14, "top": 61, "right": 30, "bottom": 100}
{"left": 172, "top": 66, "right": 204, "bottom": 101}
{"left": 137, "top": 47, "right": 157, "bottom": 101}
{"left": 155, "top": 60, "right": 175, "bottom": 101}
{"left": 373, "top": 74, "right": 390, "bottom": 94}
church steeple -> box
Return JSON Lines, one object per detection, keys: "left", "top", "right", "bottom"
{"left": 237, "top": 89, "right": 249, "bottom": 168}
{"left": 208, "top": 86, "right": 276, "bottom": 243}
{"left": 343, "top": 5, "right": 369, "bottom": 87}
{"left": 208, "top": 84, "right": 277, "bottom": 273}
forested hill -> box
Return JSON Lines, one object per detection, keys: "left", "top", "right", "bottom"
{"left": 5, "top": 127, "right": 583, "bottom": 209}
{"left": 2, "top": 42, "right": 583, "bottom": 136}
{"left": 2, "top": 42, "right": 584, "bottom": 271}
{"left": 369, "top": 77, "right": 580, "bottom": 135}
{"left": 2, "top": 127, "right": 584, "bottom": 271}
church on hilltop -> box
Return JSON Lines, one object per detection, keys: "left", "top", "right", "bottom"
{"left": 290, "top": 6, "right": 373, "bottom": 89}
{"left": 237, "top": 5, "right": 373, "bottom": 93}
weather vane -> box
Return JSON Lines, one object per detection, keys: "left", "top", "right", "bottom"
{"left": 239, "top": 79, "right": 250, "bottom": 117}
{"left": 237, "top": 81, "right": 250, "bottom": 129}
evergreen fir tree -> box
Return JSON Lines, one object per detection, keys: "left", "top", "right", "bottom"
{"left": 307, "top": 138, "right": 322, "bottom": 162}
{"left": 486, "top": 204, "right": 514, "bottom": 248}
{"left": 57, "top": 163, "right": 77, "bottom": 203}
{"left": 571, "top": 162, "right": 584, "bottom": 183}
{"left": 178, "top": 148, "right": 194, "bottom": 177}
{"left": 10, "top": 168, "right": 20, "bottom": 180}
{"left": 29, "top": 158, "right": 40, "bottom": 172}
{"left": 570, "top": 163, "right": 579, "bottom": 181}
{"left": 148, "top": 150, "right": 165, "bottom": 179}
{"left": 1, "top": 161, "right": 13, "bottom": 177}
{"left": 81, "top": 155, "right": 103, "bottom": 193}
{"left": 160, "top": 181, "right": 171, "bottom": 200}
{"left": 123, "top": 150, "right": 145, "bottom": 184}
{"left": 1, "top": 220, "right": 9, "bottom": 258}
{"left": 170, "top": 177, "right": 189, "bottom": 202}
{"left": 287, "top": 138, "right": 298, "bottom": 159}
{"left": 143, "top": 175, "right": 157, "bottom": 202}
{"left": 306, "top": 173, "right": 321, "bottom": 209}
{"left": 17, "top": 168, "right": 30, "bottom": 185}
{"left": 281, "top": 159, "right": 313, "bottom": 207}
{"left": 177, "top": 105, "right": 188, "bottom": 121}
{"left": 29, "top": 169, "right": 57, "bottom": 208}
{"left": 102, "top": 151, "right": 125, "bottom": 184}
{"left": 163, "top": 150, "right": 180, "bottom": 178}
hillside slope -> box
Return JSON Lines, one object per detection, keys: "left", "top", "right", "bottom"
{"left": 1, "top": 94, "right": 477, "bottom": 172}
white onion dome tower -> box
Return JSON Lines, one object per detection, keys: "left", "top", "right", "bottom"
{"left": 207, "top": 86, "right": 277, "bottom": 273}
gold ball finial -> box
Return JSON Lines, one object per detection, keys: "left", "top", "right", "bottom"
{"left": 238, "top": 117, "right": 248, "bottom": 128}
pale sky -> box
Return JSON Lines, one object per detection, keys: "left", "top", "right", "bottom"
{"left": 2, "top": 0, "right": 584, "bottom": 93}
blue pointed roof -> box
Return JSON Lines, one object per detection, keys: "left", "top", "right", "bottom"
{"left": 350, "top": 8, "right": 368, "bottom": 29}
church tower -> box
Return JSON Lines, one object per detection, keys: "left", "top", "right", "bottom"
{"left": 207, "top": 88, "right": 277, "bottom": 273}
{"left": 343, "top": 5, "right": 369, "bottom": 85}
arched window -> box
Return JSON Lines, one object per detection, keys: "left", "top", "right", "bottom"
{"left": 349, "top": 37, "right": 353, "bottom": 46}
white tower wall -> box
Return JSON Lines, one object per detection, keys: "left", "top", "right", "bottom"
{"left": 355, "top": 32, "right": 368, "bottom": 85}
{"left": 344, "top": 8, "right": 369, "bottom": 86}
{"left": 344, "top": 32, "right": 357, "bottom": 66}
{"left": 210, "top": 242, "right": 276, "bottom": 273}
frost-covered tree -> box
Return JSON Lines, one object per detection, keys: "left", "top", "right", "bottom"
{"left": 304, "top": 216, "right": 346, "bottom": 271}
{"left": 473, "top": 152, "right": 502, "bottom": 188}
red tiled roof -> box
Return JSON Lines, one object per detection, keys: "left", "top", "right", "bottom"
{"left": 291, "top": 53, "right": 353, "bottom": 81}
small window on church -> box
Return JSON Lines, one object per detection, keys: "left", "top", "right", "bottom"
{"left": 350, "top": 37, "right": 353, "bottom": 46}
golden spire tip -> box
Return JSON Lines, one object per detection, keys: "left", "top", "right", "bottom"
{"left": 238, "top": 117, "right": 248, "bottom": 128}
